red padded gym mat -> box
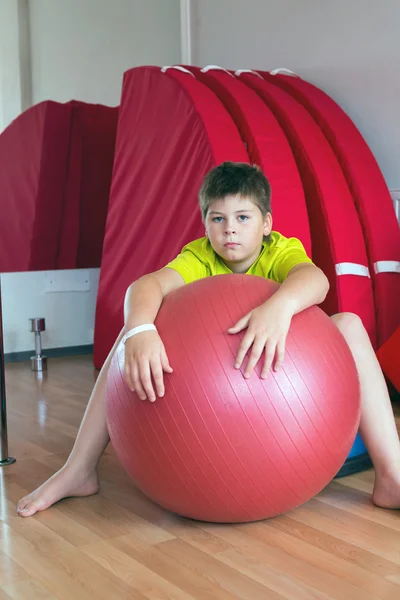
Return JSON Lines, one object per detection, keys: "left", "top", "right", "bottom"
{"left": 266, "top": 71, "right": 400, "bottom": 347}
{"left": 0, "top": 100, "right": 118, "bottom": 272}
{"left": 57, "top": 101, "right": 118, "bottom": 269}
{"left": 236, "top": 70, "right": 377, "bottom": 346}
{"left": 93, "top": 66, "right": 249, "bottom": 368}
{"left": 376, "top": 327, "right": 400, "bottom": 392}
{"left": 183, "top": 65, "right": 311, "bottom": 256}
{"left": 70, "top": 101, "right": 118, "bottom": 269}
{"left": 376, "top": 326, "right": 400, "bottom": 392}
{"left": 0, "top": 101, "right": 73, "bottom": 272}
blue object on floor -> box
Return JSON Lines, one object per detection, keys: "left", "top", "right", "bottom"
{"left": 347, "top": 432, "right": 368, "bottom": 458}
{"left": 335, "top": 432, "right": 372, "bottom": 478}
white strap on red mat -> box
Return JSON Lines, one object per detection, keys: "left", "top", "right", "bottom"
{"left": 201, "top": 65, "right": 234, "bottom": 77}
{"left": 235, "top": 69, "right": 264, "bottom": 79}
{"left": 161, "top": 65, "right": 195, "bottom": 77}
{"left": 374, "top": 261, "right": 400, "bottom": 274}
{"left": 270, "top": 68, "right": 300, "bottom": 77}
{"left": 335, "top": 263, "right": 371, "bottom": 277}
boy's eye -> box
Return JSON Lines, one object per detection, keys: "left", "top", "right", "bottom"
{"left": 211, "top": 215, "right": 249, "bottom": 223}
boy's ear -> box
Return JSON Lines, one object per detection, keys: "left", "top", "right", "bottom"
{"left": 263, "top": 212, "right": 273, "bottom": 236}
{"left": 203, "top": 216, "right": 209, "bottom": 238}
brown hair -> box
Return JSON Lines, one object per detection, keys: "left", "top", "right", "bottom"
{"left": 199, "top": 161, "right": 272, "bottom": 221}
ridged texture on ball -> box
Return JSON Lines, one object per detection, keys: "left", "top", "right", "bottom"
{"left": 106, "top": 274, "right": 360, "bottom": 523}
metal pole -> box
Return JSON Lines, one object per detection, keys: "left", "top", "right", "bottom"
{"left": 0, "top": 274, "right": 16, "bottom": 466}
{"left": 180, "top": 0, "right": 192, "bottom": 65}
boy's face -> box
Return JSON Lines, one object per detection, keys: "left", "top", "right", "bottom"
{"left": 205, "top": 195, "right": 272, "bottom": 274}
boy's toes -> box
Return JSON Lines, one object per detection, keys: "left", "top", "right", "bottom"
{"left": 16, "top": 498, "right": 27, "bottom": 512}
{"left": 17, "top": 497, "right": 39, "bottom": 517}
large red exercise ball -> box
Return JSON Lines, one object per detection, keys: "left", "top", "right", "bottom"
{"left": 106, "top": 274, "right": 360, "bottom": 523}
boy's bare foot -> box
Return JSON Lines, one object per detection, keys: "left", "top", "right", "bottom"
{"left": 372, "top": 471, "right": 400, "bottom": 509}
{"left": 16, "top": 466, "right": 100, "bottom": 517}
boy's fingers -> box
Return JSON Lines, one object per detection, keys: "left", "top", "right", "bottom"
{"left": 132, "top": 364, "right": 147, "bottom": 400}
{"left": 161, "top": 346, "right": 173, "bottom": 373}
{"left": 228, "top": 313, "right": 250, "bottom": 334}
{"left": 139, "top": 360, "right": 156, "bottom": 402}
{"left": 124, "top": 362, "right": 134, "bottom": 392}
{"left": 234, "top": 332, "right": 254, "bottom": 368}
{"left": 261, "top": 341, "right": 276, "bottom": 378}
{"left": 150, "top": 357, "right": 165, "bottom": 398}
{"left": 243, "top": 340, "right": 265, "bottom": 378}
{"left": 273, "top": 338, "right": 286, "bottom": 372}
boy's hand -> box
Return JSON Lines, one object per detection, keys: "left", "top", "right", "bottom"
{"left": 227, "top": 297, "right": 293, "bottom": 378}
{"left": 124, "top": 331, "right": 173, "bottom": 402}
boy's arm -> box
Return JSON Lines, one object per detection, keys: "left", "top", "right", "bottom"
{"left": 124, "top": 267, "right": 185, "bottom": 330}
{"left": 271, "top": 262, "right": 329, "bottom": 315}
{"left": 123, "top": 267, "right": 185, "bottom": 401}
{"left": 229, "top": 263, "right": 329, "bottom": 378}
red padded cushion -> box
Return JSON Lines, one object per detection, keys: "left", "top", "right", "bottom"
{"left": 56, "top": 106, "right": 83, "bottom": 270}
{"left": 0, "top": 100, "right": 118, "bottom": 272}
{"left": 56, "top": 102, "right": 118, "bottom": 270}
{"left": 94, "top": 66, "right": 249, "bottom": 368}
{"left": 69, "top": 101, "right": 118, "bottom": 269}
{"left": 268, "top": 73, "right": 400, "bottom": 346}
{"left": 239, "top": 71, "right": 377, "bottom": 346}
{"left": 184, "top": 66, "right": 311, "bottom": 255}
{"left": 0, "top": 101, "right": 72, "bottom": 272}
{"left": 377, "top": 327, "right": 400, "bottom": 392}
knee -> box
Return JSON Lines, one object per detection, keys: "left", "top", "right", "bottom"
{"left": 331, "top": 312, "right": 366, "bottom": 340}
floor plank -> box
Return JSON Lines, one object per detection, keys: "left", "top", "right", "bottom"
{"left": 1, "top": 356, "right": 399, "bottom": 600}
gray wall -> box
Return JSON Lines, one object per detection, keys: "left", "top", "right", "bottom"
{"left": 191, "top": 0, "right": 400, "bottom": 189}
{"left": 29, "top": 0, "right": 181, "bottom": 106}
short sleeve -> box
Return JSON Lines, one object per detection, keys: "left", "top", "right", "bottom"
{"left": 270, "top": 237, "right": 314, "bottom": 283}
{"left": 165, "top": 249, "right": 209, "bottom": 284}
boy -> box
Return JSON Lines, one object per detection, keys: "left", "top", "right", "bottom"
{"left": 17, "top": 162, "right": 400, "bottom": 516}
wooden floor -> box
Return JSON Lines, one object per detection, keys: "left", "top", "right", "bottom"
{"left": 1, "top": 355, "right": 400, "bottom": 600}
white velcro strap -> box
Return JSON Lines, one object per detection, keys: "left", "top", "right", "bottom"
{"left": 235, "top": 69, "right": 263, "bottom": 79}
{"left": 161, "top": 65, "right": 195, "bottom": 77}
{"left": 335, "top": 263, "right": 370, "bottom": 277}
{"left": 201, "top": 64, "right": 234, "bottom": 77}
{"left": 123, "top": 324, "right": 157, "bottom": 344}
{"left": 374, "top": 261, "right": 400, "bottom": 274}
{"left": 270, "top": 68, "right": 299, "bottom": 77}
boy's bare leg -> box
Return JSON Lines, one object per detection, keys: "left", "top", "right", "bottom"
{"left": 331, "top": 313, "right": 400, "bottom": 509}
{"left": 17, "top": 328, "right": 125, "bottom": 517}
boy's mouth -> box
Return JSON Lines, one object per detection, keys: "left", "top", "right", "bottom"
{"left": 225, "top": 242, "right": 240, "bottom": 248}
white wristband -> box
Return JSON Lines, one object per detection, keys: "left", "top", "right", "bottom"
{"left": 122, "top": 324, "right": 157, "bottom": 344}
